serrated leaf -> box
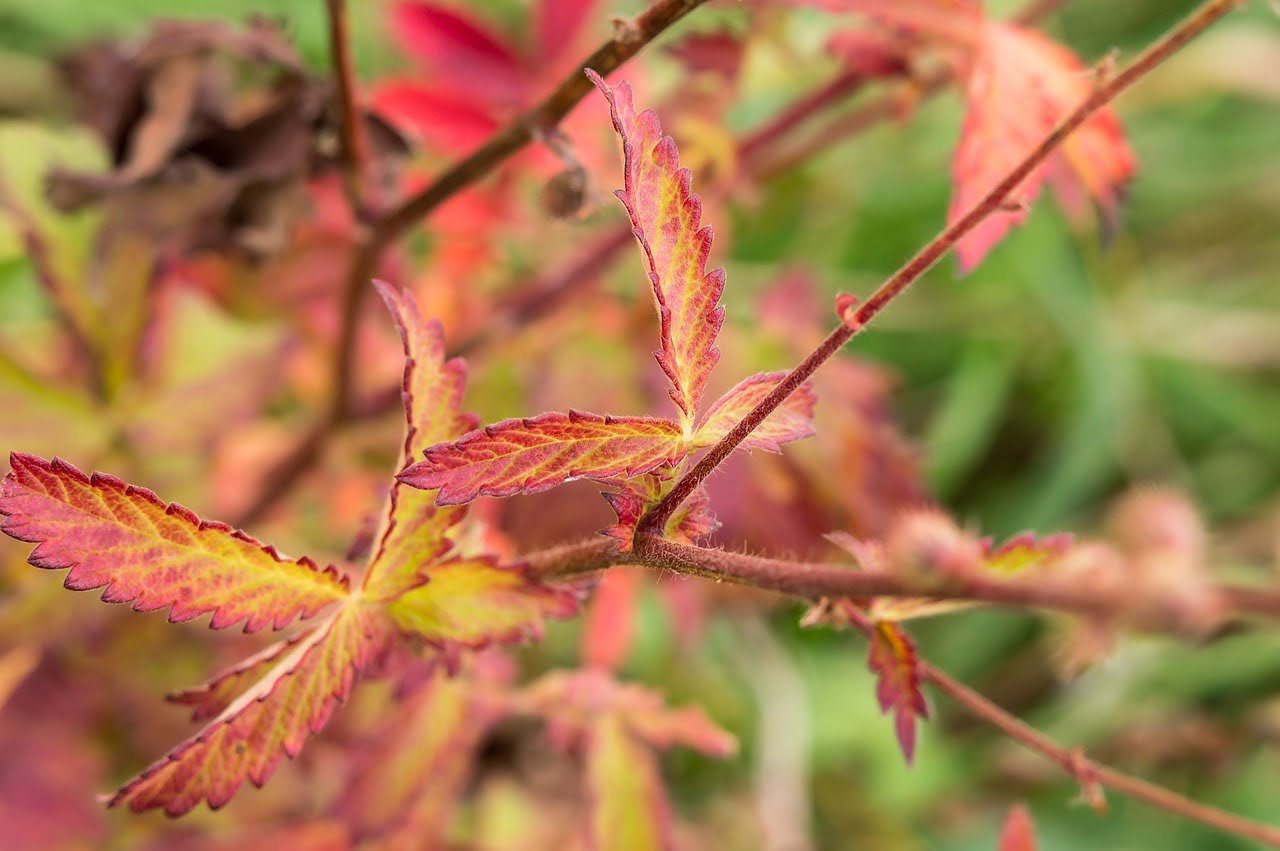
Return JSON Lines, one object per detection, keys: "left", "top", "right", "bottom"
{"left": 587, "top": 714, "right": 674, "bottom": 851}
{"left": 588, "top": 71, "right": 726, "bottom": 430}
{"left": 109, "top": 602, "right": 387, "bottom": 815}
{"left": 0, "top": 454, "right": 350, "bottom": 632}
{"left": 693, "top": 371, "right": 817, "bottom": 451}
{"left": 602, "top": 472, "right": 717, "bottom": 551}
{"left": 364, "top": 282, "right": 470, "bottom": 601}
{"left": 400, "top": 412, "right": 688, "bottom": 505}
{"left": 167, "top": 632, "right": 309, "bottom": 722}
{"left": 951, "top": 21, "right": 1135, "bottom": 271}
{"left": 387, "top": 557, "right": 578, "bottom": 651}
{"left": 867, "top": 619, "right": 928, "bottom": 763}
{"left": 998, "top": 803, "right": 1038, "bottom": 851}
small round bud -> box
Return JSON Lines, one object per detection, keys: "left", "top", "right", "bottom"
{"left": 540, "top": 165, "right": 589, "bottom": 220}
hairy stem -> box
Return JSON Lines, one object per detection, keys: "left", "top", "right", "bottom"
{"left": 922, "top": 662, "right": 1280, "bottom": 847}
{"left": 638, "top": 0, "right": 1244, "bottom": 536}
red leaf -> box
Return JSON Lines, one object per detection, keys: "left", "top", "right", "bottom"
{"left": 536, "top": 0, "right": 601, "bottom": 66}
{"left": 391, "top": 2, "right": 524, "bottom": 107}
{"left": 581, "top": 567, "right": 641, "bottom": 671}
{"left": 693, "top": 371, "right": 817, "bottom": 452}
{"left": 400, "top": 412, "right": 688, "bottom": 505}
{"left": 589, "top": 71, "right": 726, "bottom": 430}
{"left": 0, "top": 454, "right": 350, "bottom": 632}
{"left": 951, "top": 21, "right": 1135, "bottom": 271}
{"left": 110, "top": 602, "right": 388, "bottom": 814}
{"left": 371, "top": 81, "right": 501, "bottom": 151}
{"left": 984, "top": 530, "right": 1074, "bottom": 575}
{"left": 867, "top": 620, "right": 928, "bottom": 762}
{"left": 998, "top": 803, "right": 1038, "bottom": 851}
{"left": 364, "top": 282, "right": 470, "bottom": 601}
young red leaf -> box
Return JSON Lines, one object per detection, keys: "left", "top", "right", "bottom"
{"left": 387, "top": 557, "right": 578, "bottom": 651}
{"left": 110, "top": 602, "right": 388, "bottom": 814}
{"left": 364, "top": 282, "right": 471, "bottom": 601}
{"left": 692, "top": 371, "right": 818, "bottom": 452}
{"left": 0, "top": 454, "right": 349, "bottom": 632}
{"left": 951, "top": 21, "right": 1135, "bottom": 271}
{"left": 998, "top": 803, "right": 1039, "bottom": 851}
{"left": 867, "top": 619, "right": 929, "bottom": 763}
{"left": 588, "top": 70, "right": 726, "bottom": 431}
{"left": 400, "top": 412, "right": 688, "bottom": 505}
{"left": 167, "top": 631, "right": 310, "bottom": 722}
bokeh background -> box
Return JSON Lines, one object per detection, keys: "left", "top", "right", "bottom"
{"left": 1, "top": 0, "right": 1278, "bottom": 848}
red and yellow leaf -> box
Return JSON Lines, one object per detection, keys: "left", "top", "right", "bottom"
{"left": 588, "top": 71, "right": 726, "bottom": 430}
{"left": 364, "top": 282, "right": 471, "bottom": 601}
{"left": 400, "top": 412, "right": 688, "bottom": 505}
{"left": 110, "top": 601, "right": 388, "bottom": 815}
{"left": 167, "top": 631, "right": 310, "bottom": 722}
{"left": 951, "top": 21, "right": 1135, "bottom": 271}
{"left": 867, "top": 619, "right": 928, "bottom": 763}
{"left": 586, "top": 714, "right": 674, "bottom": 851}
{"left": 693, "top": 371, "right": 817, "bottom": 452}
{"left": 998, "top": 803, "right": 1039, "bottom": 851}
{"left": 387, "top": 557, "right": 578, "bottom": 650}
{"left": 0, "top": 453, "right": 349, "bottom": 632}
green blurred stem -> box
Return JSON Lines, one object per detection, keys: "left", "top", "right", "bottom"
{"left": 637, "top": 0, "right": 1247, "bottom": 539}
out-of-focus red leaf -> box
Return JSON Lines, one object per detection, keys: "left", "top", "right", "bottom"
{"left": 998, "top": 803, "right": 1039, "bottom": 851}
{"left": 401, "top": 412, "right": 688, "bottom": 505}
{"left": 391, "top": 2, "right": 524, "bottom": 107}
{"left": 537, "top": 0, "right": 601, "bottom": 67}
{"left": 338, "top": 662, "right": 507, "bottom": 845}
{"left": 370, "top": 82, "right": 501, "bottom": 151}
{"left": 951, "top": 21, "right": 1135, "bottom": 271}
{"left": 984, "top": 531, "right": 1074, "bottom": 575}
{"left": 867, "top": 619, "right": 928, "bottom": 762}
{"left": 581, "top": 567, "right": 641, "bottom": 670}
{"left": 694, "top": 371, "right": 817, "bottom": 452}
{"left": 0, "top": 454, "right": 350, "bottom": 631}
{"left": 586, "top": 714, "right": 674, "bottom": 851}
{"left": 589, "top": 71, "right": 726, "bottom": 429}
{"left": 110, "top": 602, "right": 389, "bottom": 815}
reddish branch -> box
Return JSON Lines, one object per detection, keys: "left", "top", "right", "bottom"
{"left": 637, "top": 0, "right": 1246, "bottom": 538}
{"left": 325, "top": 0, "right": 372, "bottom": 207}
{"left": 921, "top": 662, "right": 1280, "bottom": 847}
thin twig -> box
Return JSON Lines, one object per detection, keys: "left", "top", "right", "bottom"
{"left": 234, "top": 0, "right": 709, "bottom": 528}
{"left": 637, "top": 0, "right": 1245, "bottom": 537}
{"left": 921, "top": 661, "right": 1280, "bottom": 847}
{"left": 325, "top": 0, "right": 372, "bottom": 209}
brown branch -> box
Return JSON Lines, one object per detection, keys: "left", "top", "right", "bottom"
{"left": 921, "top": 661, "right": 1280, "bottom": 847}
{"left": 325, "top": 0, "right": 371, "bottom": 207}
{"left": 233, "top": 0, "right": 709, "bottom": 528}
{"left": 637, "top": 0, "right": 1245, "bottom": 537}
